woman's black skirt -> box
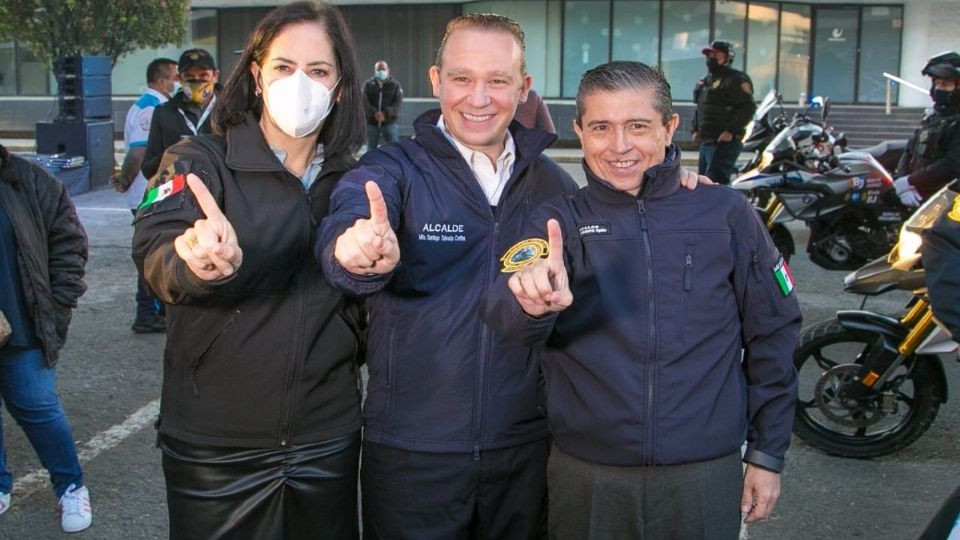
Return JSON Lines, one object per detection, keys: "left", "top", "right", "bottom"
{"left": 161, "top": 431, "right": 361, "bottom": 540}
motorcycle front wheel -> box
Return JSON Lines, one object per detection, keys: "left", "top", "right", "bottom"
{"left": 793, "top": 319, "right": 943, "bottom": 458}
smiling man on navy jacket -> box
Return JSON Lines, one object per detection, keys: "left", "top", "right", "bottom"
{"left": 482, "top": 61, "right": 801, "bottom": 539}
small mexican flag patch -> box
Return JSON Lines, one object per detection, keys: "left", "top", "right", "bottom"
{"left": 772, "top": 256, "right": 795, "bottom": 297}
{"left": 139, "top": 174, "right": 186, "bottom": 210}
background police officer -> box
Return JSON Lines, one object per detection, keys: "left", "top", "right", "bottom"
{"left": 692, "top": 40, "right": 755, "bottom": 185}
{"left": 894, "top": 52, "right": 960, "bottom": 207}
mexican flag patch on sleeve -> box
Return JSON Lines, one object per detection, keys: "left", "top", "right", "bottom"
{"left": 772, "top": 256, "right": 795, "bottom": 296}
{"left": 139, "top": 174, "right": 186, "bottom": 210}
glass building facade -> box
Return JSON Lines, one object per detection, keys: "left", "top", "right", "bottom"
{"left": 0, "top": 1, "right": 903, "bottom": 104}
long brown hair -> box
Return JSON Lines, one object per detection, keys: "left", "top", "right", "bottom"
{"left": 212, "top": 1, "right": 365, "bottom": 158}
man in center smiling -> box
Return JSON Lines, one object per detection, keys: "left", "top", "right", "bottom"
{"left": 317, "top": 13, "right": 702, "bottom": 539}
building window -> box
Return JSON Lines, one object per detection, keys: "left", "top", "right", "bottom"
{"left": 714, "top": 1, "right": 747, "bottom": 71}
{"left": 745, "top": 2, "right": 779, "bottom": 99}
{"left": 812, "top": 6, "right": 860, "bottom": 103}
{"left": 611, "top": 0, "right": 660, "bottom": 67}
{"left": 0, "top": 42, "right": 15, "bottom": 96}
{"left": 660, "top": 0, "right": 711, "bottom": 102}
{"left": 858, "top": 6, "right": 902, "bottom": 104}
{"left": 17, "top": 45, "right": 50, "bottom": 96}
{"left": 778, "top": 4, "right": 811, "bottom": 104}
{"left": 562, "top": 1, "right": 611, "bottom": 97}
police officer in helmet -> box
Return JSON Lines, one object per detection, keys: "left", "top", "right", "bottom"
{"left": 692, "top": 40, "right": 756, "bottom": 185}
{"left": 894, "top": 51, "right": 960, "bottom": 207}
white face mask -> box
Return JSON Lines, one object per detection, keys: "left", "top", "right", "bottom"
{"left": 264, "top": 68, "right": 339, "bottom": 138}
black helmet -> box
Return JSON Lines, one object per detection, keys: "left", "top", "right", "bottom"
{"left": 922, "top": 51, "right": 960, "bottom": 80}
{"left": 702, "top": 41, "right": 734, "bottom": 64}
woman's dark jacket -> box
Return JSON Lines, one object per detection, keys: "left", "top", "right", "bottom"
{"left": 132, "top": 115, "right": 363, "bottom": 448}
{"left": 0, "top": 149, "right": 87, "bottom": 365}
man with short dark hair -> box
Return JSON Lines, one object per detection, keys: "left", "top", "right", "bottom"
{"left": 363, "top": 60, "right": 404, "bottom": 149}
{"left": 111, "top": 57, "right": 178, "bottom": 333}
{"left": 693, "top": 40, "right": 755, "bottom": 185}
{"left": 141, "top": 48, "right": 220, "bottom": 180}
{"left": 483, "top": 60, "right": 800, "bottom": 538}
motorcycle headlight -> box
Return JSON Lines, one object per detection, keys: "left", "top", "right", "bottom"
{"left": 897, "top": 229, "right": 923, "bottom": 262}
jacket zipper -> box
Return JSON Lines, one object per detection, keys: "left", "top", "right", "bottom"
{"left": 471, "top": 218, "right": 502, "bottom": 461}
{"left": 276, "top": 175, "right": 312, "bottom": 448}
{"left": 636, "top": 200, "right": 658, "bottom": 465}
{"left": 677, "top": 249, "right": 693, "bottom": 341}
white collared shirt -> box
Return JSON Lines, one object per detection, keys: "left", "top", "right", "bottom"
{"left": 437, "top": 116, "right": 516, "bottom": 206}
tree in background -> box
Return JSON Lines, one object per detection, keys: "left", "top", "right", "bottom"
{"left": 0, "top": 0, "right": 189, "bottom": 66}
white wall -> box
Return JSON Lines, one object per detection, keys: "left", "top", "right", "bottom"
{"left": 900, "top": 0, "right": 960, "bottom": 106}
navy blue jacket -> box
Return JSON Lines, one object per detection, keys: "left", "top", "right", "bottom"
{"left": 922, "top": 186, "right": 960, "bottom": 339}
{"left": 482, "top": 147, "right": 801, "bottom": 471}
{"left": 317, "top": 109, "right": 578, "bottom": 453}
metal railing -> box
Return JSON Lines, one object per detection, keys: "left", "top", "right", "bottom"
{"left": 883, "top": 72, "right": 929, "bottom": 114}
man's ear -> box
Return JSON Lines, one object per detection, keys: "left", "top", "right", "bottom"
{"left": 429, "top": 65, "right": 441, "bottom": 98}
{"left": 664, "top": 113, "right": 680, "bottom": 146}
{"left": 572, "top": 118, "right": 584, "bottom": 142}
{"left": 519, "top": 74, "right": 533, "bottom": 104}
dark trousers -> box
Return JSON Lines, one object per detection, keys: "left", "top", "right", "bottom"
{"left": 698, "top": 140, "right": 743, "bottom": 185}
{"left": 131, "top": 209, "right": 162, "bottom": 318}
{"left": 361, "top": 438, "right": 549, "bottom": 540}
{"left": 161, "top": 432, "right": 360, "bottom": 540}
{"left": 547, "top": 446, "right": 743, "bottom": 540}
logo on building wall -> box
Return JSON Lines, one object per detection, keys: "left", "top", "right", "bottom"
{"left": 828, "top": 27, "right": 846, "bottom": 42}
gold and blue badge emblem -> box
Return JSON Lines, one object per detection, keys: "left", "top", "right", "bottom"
{"left": 500, "top": 238, "right": 549, "bottom": 273}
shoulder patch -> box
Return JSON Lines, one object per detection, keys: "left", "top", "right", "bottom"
{"left": 500, "top": 238, "right": 549, "bottom": 273}
{"left": 772, "top": 256, "right": 795, "bottom": 296}
{"left": 741, "top": 81, "right": 753, "bottom": 95}
{"left": 948, "top": 195, "right": 960, "bottom": 222}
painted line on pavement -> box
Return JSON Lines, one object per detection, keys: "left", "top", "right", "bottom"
{"left": 12, "top": 399, "right": 159, "bottom": 497}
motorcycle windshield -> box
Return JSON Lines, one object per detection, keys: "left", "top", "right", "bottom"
{"left": 904, "top": 181, "right": 959, "bottom": 234}
{"left": 753, "top": 89, "right": 779, "bottom": 122}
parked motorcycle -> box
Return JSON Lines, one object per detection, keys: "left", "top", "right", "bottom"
{"left": 792, "top": 183, "right": 958, "bottom": 458}
{"left": 738, "top": 89, "right": 790, "bottom": 173}
{"left": 732, "top": 99, "right": 909, "bottom": 270}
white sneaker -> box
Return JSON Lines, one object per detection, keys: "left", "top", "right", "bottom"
{"left": 59, "top": 484, "right": 91, "bottom": 533}
{"left": 0, "top": 492, "right": 10, "bottom": 515}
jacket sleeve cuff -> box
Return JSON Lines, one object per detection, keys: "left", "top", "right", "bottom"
{"left": 743, "top": 448, "right": 785, "bottom": 473}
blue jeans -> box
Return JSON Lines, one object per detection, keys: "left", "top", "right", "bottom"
{"left": 131, "top": 209, "right": 163, "bottom": 318}
{"left": 0, "top": 347, "right": 84, "bottom": 498}
{"left": 367, "top": 122, "right": 400, "bottom": 150}
{"left": 698, "top": 140, "right": 743, "bottom": 185}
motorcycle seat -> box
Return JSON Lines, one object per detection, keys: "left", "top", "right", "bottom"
{"left": 857, "top": 140, "right": 908, "bottom": 173}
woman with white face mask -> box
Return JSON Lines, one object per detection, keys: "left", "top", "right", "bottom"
{"left": 131, "top": 2, "right": 366, "bottom": 538}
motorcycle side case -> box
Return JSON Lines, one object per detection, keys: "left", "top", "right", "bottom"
{"left": 836, "top": 310, "right": 949, "bottom": 402}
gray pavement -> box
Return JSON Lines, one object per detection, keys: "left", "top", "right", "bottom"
{"left": 0, "top": 159, "right": 957, "bottom": 539}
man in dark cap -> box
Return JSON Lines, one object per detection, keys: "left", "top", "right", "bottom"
{"left": 141, "top": 48, "right": 221, "bottom": 180}
{"left": 692, "top": 40, "right": 755, "bottom": 185}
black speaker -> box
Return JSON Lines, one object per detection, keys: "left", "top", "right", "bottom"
{"left": 57, "top": 97, "right": 113, "bottom": 121}
{"left": 54, "top": 55, "right": 112, "bottom": 121}
{"left": 54, "top": 55, "right": 111, "bottom": 77}
{"left": 36, "top": 120, "right": 115, "bottom": 189}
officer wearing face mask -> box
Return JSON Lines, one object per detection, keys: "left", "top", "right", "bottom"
{"left": 141, "top": 48, "right": 222, "bottom": 181}
{"left": 692, "top": 41, "right": 755, "bottom": 185}
{"left": 894, "top": 52, "right": 960, "bottom": 208}
{"left": 363, "top": 59, "right": 404, "bottom": 149}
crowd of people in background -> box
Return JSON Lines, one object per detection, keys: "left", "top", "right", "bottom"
{"left": 1, "top": 0, "right": 959, "bottom": 538}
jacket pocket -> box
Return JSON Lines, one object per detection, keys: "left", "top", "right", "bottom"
{"left": 676, "top": 245, "right": 694, "bottom": 341}
{"left": 750, "top": 249, "right": 779, "bottom": 318}
{"left": 189, "top": 309, "right": 238, "bottom": 397}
